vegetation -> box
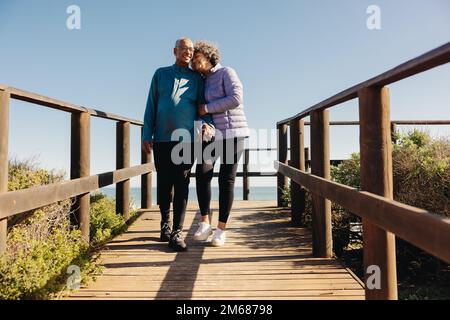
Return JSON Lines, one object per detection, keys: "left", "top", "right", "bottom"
{"left": 0, "top": 158, "right": 136, "bottom": 300}
{"left": 282, "top": 129, "right": 450, "bottom": 299}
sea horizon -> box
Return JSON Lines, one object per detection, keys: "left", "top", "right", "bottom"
{"left": 94, "top": 186, "right": 277, "bottom": 208}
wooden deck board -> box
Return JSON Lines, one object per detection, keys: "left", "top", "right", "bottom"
{"left": 63, "top": 200, "right": 365, "bottom": 300}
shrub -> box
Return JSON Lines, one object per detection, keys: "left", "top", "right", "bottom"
{"left": 7, "top": 158, "right": 66, "bottom": 227}
{"left": 279, "top": 184, "right": 291, "bottom": 207}
{"left": 393, "top": 129, "right": 450, "bottom": 217}
{"left": 0, "top": 158, "right": 135, "bottom": 299}
{"left": 0, "top": 201, "right": 99, "bottom": 300}
{"left": 90, "top": 193, "right": 129, "bottom": 247}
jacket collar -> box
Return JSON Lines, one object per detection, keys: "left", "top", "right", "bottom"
{"left": 172, "top": 64, "right": 191, "bottom": 74}
{"left": 210, "top": 63, "right": 223, "bottom": 74}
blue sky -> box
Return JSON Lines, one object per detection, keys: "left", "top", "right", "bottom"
{"left": 1, "top": 0, "right": 449, "bottom": 187}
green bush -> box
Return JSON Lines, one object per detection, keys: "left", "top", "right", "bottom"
{"left": 279, "top": 184, "right": 291, "bottom": 207}
{"left": 7, "top": 158, "right": 66, "bottom": 227}
{"left": 393, "top": 129, "right": 450, "bottom": 218}
{"left": 90, "top": 193, "right": 130, "bottom": 246}
{"left": 0, "top": 158, "right": 136, "bottom": 300}
{"left": 0, "top": 203, "right": 99, "bottom": 300}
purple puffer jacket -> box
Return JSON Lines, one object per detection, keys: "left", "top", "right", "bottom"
{"left": 204, "top": 64, "right": 249, "bottom": 140}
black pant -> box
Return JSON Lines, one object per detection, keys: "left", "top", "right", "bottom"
{"left": 195, "top": 138, "right": 244, "bottom": 224}
{"left": 153, "top": 142, "right": 194, "bottom": 231}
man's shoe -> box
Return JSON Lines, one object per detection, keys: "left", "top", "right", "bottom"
{"left": 211, "top": 228, "right": 226, "bottom": 247}
{"left": 169, "top": 230, "right": 188, "bottom": 252}
{"left": 160, "top": 222, "right": 171, "bottom": 242}
{"left": 193, "top": 222, "right": 212, "bottom": 241}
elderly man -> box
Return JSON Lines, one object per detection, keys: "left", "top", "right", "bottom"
{"left": 142, "top": 38, "right": 214, "bottom": 252}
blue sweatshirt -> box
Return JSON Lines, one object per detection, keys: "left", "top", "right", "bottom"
{"left": 142, "top": 64, "right": 213, "bottom": 142}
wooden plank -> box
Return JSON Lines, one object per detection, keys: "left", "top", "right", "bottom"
{"left": 64, "top": 201, "right": 364, "bottom": 300}
{"left": 277, "top": 124, "right": 288, "bottom": 207}
{"left": 7, "top": 86, "right": 86, "bottom": 113}
{"left": 0, "top": 91, "right": 9, "bottom": 254}
{"left": 116, "top": 121, "right": 130, "bottom": 221}
{"left": 68, "top": 290, "right": 365, "bottom": 299}
{"left": 86, "top": 108, "right": 142, "bottom": 126}
{"left": 0, "top": 163, "right": 154, "bottom": 220}
{"left": 277, "top": 42, "right": 450, "bottom": 125}
{"left": 310, "top": 110, "right": 332, "bottom": 258}
{"left": 141, "top": 127, "right": 152, "bottom": 209}
{"left": 2, "top": 86, "right": 143, "bottom": 125}
{"left": 359, "top": 87, "right": 397, "bottom": 300}
{"left": 289, "top": 118, "right": 305, "bottom": 226}
{"left": 275, "top": 162, "right": 450, "bottom": 264}
{"left": 392, "top": 120, "right": 450, "bottom": 125}
{"left": 70, "top": 112, "right": 91, "bottom": 241}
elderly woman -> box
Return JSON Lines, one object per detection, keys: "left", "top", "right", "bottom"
{"left": 191, "top": 40, "right": 249, "bottom": 246}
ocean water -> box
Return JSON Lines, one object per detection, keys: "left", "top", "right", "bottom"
{"left": 96, "top": 186, "right": 277, "bottom": 208}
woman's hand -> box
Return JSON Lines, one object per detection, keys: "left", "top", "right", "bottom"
{"left": 198, "top": 104, "right": 207, "bottom": 116}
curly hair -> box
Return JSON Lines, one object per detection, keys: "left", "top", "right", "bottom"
{"left": 194, "top": 40, "right": 221, "bottom": 67}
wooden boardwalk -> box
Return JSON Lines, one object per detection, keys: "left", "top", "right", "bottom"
{"left": 64, "top": 200, "right": 365, "bottom": 300}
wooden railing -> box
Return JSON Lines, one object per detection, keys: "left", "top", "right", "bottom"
{"left": 274, "top": 42, "right": 450, "bottom": 300}
{"left": 0, "top": 85, "right": 154, "bottom": 254}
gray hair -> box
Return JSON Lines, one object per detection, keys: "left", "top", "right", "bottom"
{"left": 194, "top": 40, "right": 221, "bottom": 67}
{"left": 175, "top": 37, "right": 192, "bottom": 48}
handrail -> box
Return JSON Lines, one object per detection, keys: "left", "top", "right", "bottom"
{"left": 0, "top": 164, "right": 154, "bottom": 220}
{"left": 277, "top": 42, "right": 450, "bottom": 125}
{"left": 0, "top": 85, "right": 153, "bottom": 250}
{"left": 274, "top": 42, "right": 450, "bottom": 300}
{"left": 276, "top": 161, "right": 450, "bottom": 264}
{"left": 0, "top": 85, "right": 143, "bottom": 125}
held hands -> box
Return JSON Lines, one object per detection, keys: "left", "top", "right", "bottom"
{"left": 198, "top": 104, "right": 207, "bottom": 117}
{"left": 202, "top": 124, "right": 215, "bottom": 142}
{"left": 142, "top": 140, "right": 153, "bottom": 154}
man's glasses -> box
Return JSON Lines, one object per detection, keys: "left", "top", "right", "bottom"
{"left": 177, "top": 46, "right": 194, "bottom": 53}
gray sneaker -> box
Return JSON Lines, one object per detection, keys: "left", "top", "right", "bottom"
{"left": 169, "top": 230, "right": 188, "bottom": 252}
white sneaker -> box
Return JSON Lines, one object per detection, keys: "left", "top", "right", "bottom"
{"left": 193, "top": 222, "right": 212, "bottom": 241}
{"left": 211, "top": 228, "right": 226, "bottom": 247}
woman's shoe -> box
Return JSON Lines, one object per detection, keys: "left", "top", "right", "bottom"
{"left": 211, "top": 228, "right": 226, "bottom": 247}
{"left": 193, "top": 222, "right": 212, "bottom": 241}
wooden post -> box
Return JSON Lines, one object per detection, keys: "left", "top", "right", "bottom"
{"left": 310, "top": 110, "right": 332, "bottom": 258}
{"left": 71, "top": 112, "right": 90, "bottom": 242}
{"left": 289, "top": 118, "right": 305, "bottom": 226}
{"left": 117, "top": 121, "right": 130, "bottom": 221}
{"left": 359, "top": 86, "right": 397, "bottom": 300}
{"left": 304, "top": 147, "right": 310, "bottom": 172}
{"left": 243, "top": 149, "right": 250, "bottom": 200}
{"left": 0, "top": 91, "right": 10, "bottom": 254}
{"left": 277, "top": 124, "right": 288, "bottom": 207}
{"left": 141, "top": 127, "right": 152, "bottom": 209}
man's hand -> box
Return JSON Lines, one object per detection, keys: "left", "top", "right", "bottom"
{"left": 198, "top": 104, "right": 207, "bottom": 117}
{"left": 142, "top": 140, "right": 153, "bottom": 154}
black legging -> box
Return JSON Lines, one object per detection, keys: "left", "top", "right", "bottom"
{"left": 195, "top": 138, "right": 244, "bottom": 224}
{"left": 153, "top": 142, "right": 194, "bottom": 232}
